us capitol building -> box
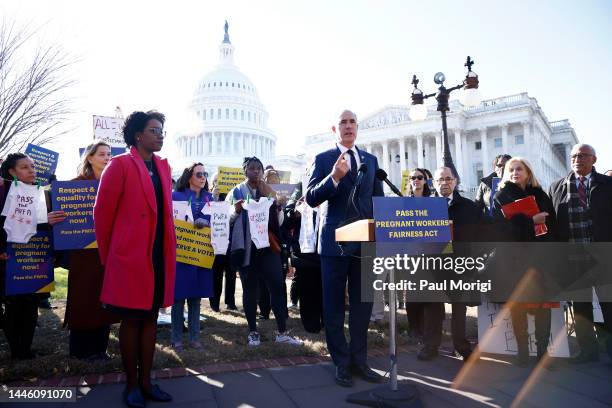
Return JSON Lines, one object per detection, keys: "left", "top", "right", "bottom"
{"left": 174, "top": 23, "right": 579, "bottom": 192}
{"left": 303, "top": 94, "right": 579, "bottom": 194}
{"left": 173, "top": 22, "right": 283, "bottom": 176}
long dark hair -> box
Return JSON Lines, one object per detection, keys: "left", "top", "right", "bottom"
{"left": 407, "top": 167, "right": 431, "bottom": 197}
{"left": 175, "top": 162, "right": 209, "bottom": 193}
{"left": 77, "top": 141, "right": 111, "bottom": 179}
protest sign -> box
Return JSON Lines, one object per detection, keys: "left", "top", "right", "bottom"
{"left": 297, "top": 201, "right": 318, "bottom": 253}
{"left": 1, "top": 182, "right": 48, "bottom": 244}
{"left": 51, "top": 180, "right": 98, "bottom": 250}
{"left": 93, "top": 115, "right": 125, "bottom": 148}
{"left": 270, "top": 183, "right": 298, "bottom": 204}
{"left": 490, "top": 177, "right": 500, "bottom": 215}
{"left": 172, "top": 200, "right": 194, "bottom": 223}
{"left": 202, "top": 201, "right": 232, "bottom": 255}
{"left": 401, "top": 170, "right": 410, "bottom": 196}
{"left": 25, "top": 144, "right": 59, "bottom": 186}
{"left": 217, "top": 166, "right": 244, "bottom": 194}
{"left": 242, "top": 197, "right": 274, "bottom": 249}
{"left": 5, "top": 231, "right": 54, "bottom": 295}
{"left": 277, "top": 170, "right": 291, "bottom": 183}
{"left": 174, "top": 219, "right": 214, "bottom": 268}
{"left": 477, "top": 297, "right": 570, "bottom": 357}
{"left": 373, "top": 196, "right": 452, "bottom": 256}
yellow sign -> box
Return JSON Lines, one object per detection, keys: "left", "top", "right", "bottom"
{"left": 174, "top": 219, "right": 215, "bottom": 268}
{"left": 401, "top": 170, "right": 411, "bottom": 196}
{"left": 217, "top": 166, "right": 244, "bottom": 194}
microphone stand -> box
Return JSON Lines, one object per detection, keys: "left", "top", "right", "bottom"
{"left": 348, "top": 167, "right": 421, "bottom": 407}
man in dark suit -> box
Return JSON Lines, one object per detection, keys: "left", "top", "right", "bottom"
{"left": 548, "top": 143, "right": 612, "bottom": 363}
{"left": 306, "top": 110, "right": 384, "bottom": 387}
{"left": 418, "top": 167, "right": 482, "bottom": 362}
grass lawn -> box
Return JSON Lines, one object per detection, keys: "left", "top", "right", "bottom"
{"left": 0, "top": 268, "right": 477, "bottom": 383}
{"left": 51, "top": 268, "right": 68, "bottom": 301}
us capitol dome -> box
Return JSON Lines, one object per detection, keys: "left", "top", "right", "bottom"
{"left": 173, "top": 21, "right": 277, "bottom": 175}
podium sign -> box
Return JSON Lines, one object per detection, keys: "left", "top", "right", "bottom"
{"left": 372, "top": 196, "right": 451, "bottom": 256}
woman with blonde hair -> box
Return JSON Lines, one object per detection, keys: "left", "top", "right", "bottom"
{"left": 63, "top": 141, "right": 120, "bottom": 360}
{"left": 492, "top": 157, "right": 558, "bottom": 367}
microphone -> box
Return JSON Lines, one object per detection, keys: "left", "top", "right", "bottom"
{"left": 354, "top": 163, "right": 368, "bottom": 190}
{"left": 375, "top": 168, "right": 403, "bottom": 197}
{"left": 341, "top": 163, "right": 368, "bottom": 227}
{"left": 350, "top": 163, "right": 368, "bottom": 214}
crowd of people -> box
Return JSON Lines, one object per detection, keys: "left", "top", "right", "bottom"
{"left": 0, "top": 108, "right": 611, "bottom": 406}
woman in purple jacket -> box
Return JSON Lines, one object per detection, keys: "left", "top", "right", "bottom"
{"left": 170, "top": 163, "right": 214, "bottom": 350}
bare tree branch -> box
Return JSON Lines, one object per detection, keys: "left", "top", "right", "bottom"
{"left": 0, "top": 17, "right": 77, "bottom": 157}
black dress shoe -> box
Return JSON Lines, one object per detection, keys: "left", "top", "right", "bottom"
{"left": 352, "top": 364, "right": 384, "bottom": 383}
{"left": 569, "top": 352, "right": 599, "bottom": 364}
{"left": 123, "top": 387, "right": 145, "bottom": 408}
{"left": 417, "top": 348, "right": 438, "bottom": 361}
{"left": 226, "top": 304, "right": 238, "bottom": 311}
{"left": 335, "top": 366, "right": 353, "bottom": 387}
{"left": 142, "top": 384, "right": 172, "bottom": 402}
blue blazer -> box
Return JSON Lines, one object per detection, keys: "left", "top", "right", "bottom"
{"left": 306, "top": 146, "right": 384, "bottom": 256}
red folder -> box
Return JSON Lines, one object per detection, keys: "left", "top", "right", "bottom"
{"left": 500, "top": 195, "right": 548, "bottom": 236}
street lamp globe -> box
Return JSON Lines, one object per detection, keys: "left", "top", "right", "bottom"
{"left": 409, "top": 102, "right": 428, "bottom": 121}
{"left": 461, "top": 71, "right": 481, "bottom": 107}
{"left": 461, "top": 88, "right": 481, "bottom": 107}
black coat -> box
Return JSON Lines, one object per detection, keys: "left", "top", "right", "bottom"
{"left": 440, "top": 191, "right": 483, "bottom": 305}
{"left": 492, "top": 182, "right": 558, "bottom": 242}
{"left": 448, "top": 191, "right": 483, "bottom": 243}
{"left": 548, "top": 170, "right": 612, "bottom": 242}
{"left": 490, "top": 182, "right": 559, "bottom": 301}
{"left": 475, "top": 172, "right": 496, "bottom": 214}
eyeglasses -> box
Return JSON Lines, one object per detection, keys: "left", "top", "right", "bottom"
{"left": 410, "top": 175, "right": 424, "bottom": 181}
{"left": 571, "top": 153, "right": 593, "bottom": 160}
{"left": 495, "top": 162, "right": 506, "bottom": 168}
{"left": 194, "top": 171, "right": 208, "bottom": 178}
{"left": 148, "top": 127, "right": 166, "bottom": 137}
{"left": 436, "top": 177, "right": 455, "bottom": 184}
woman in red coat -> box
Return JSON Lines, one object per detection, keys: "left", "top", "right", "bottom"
{"left": 94, "top": 111, "right": 176, "bottom": 408}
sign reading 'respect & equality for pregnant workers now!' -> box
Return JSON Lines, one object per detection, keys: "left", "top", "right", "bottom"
{"left": 51, "top": 180, "right": 99, "bottom": 250}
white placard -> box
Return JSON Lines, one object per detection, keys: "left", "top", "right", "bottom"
{"left": 241, "top": 197, "right": 274, "bottom": 249}
{"left": 1, "top": 182, "right": 47, "bottom": 243}
{"left": 172, "top": 200, "right": 194, "bottom": 223}
{"left": 93, "top": 115, "right": 125, "bottom": 148}
{"left": 202, "top": 201, "right": 231, "bottom": 255}
{"left": 477, "top": 297, "right": 570, "bottom": 358}
{"left": 297, "top": 201, "right": 318, "bottom": 253}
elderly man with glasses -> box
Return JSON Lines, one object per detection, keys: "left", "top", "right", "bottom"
{"left": 549, "top": 143, "right": 612, "bottom": 364}
{"left": 418, "top": 167, "right": 483, "bottom": 362}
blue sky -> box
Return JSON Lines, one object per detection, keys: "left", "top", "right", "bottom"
{"left": 3, "top": 0, "right": 611, "bottom": 177}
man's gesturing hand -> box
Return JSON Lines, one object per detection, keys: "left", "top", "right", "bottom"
{"left": 331, "top": 152, "right": 349, "bottom": 184}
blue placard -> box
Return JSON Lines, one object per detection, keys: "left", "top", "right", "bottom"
{"left": 5, "top": 230, "right": 54, "bottom": 295}
{"left": 489, "top": 177, "right": 501, "bottom": 215}
{"left": 51, "top": 180, "right": 98, "bottom": 250}
{"left": 373, "top": 197, "right": 452, "bottom": 256}
{"left": 24, "top": 144, "right": 59, "bottom": 186}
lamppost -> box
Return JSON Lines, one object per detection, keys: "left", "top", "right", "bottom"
{"left": 409, "top": 56, "right": 481, "bottom": 184}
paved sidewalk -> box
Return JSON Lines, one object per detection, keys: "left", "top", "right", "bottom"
{"left": 4, "top": 346, "right": 611, "bottom": 408}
